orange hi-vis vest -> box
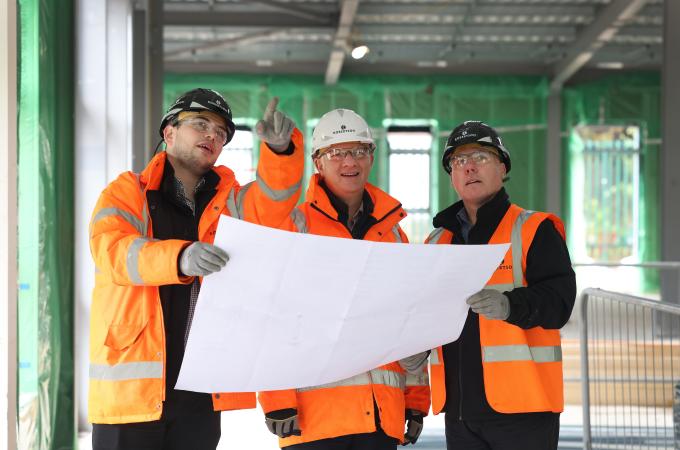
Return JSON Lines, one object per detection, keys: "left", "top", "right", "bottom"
{"left": 88, "top": 131, "right": 304, "bottom": 424}
{"left": 427, "top": 204, "right": 565, "bottom": 415}
{"left": 258, "top": 175, "right": 431, "bottom": 446}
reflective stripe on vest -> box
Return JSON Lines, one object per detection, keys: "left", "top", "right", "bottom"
{"left": 126, "top": 237, "right": 156, "bottom": 285}
{"left": 291, "top": 208, "right": 308, "bottom": 234}
{"left": 297, "top": 369, "right": 405, "bottom": 393}
{"left": 256, "top": 170, "right": 301, "bottom": 202}
{"left": 483, "top": 345, "right": 562, "bottom": 363}
{"left": 90, "top": 361, "right": 163, "bottom": 381}
{"left": 405, "top": 371, "right": 429, "bottom": 387}
{"left": 429, "top": 347, "right": 441, "bottom": 364}
{"left": 392, "top": 225, "right": 403, "bottom": 243}
{"left": 226, "top": 190, "right": 239, "bottom": 219}
{"left": 482, "top": 209, "right": 562, "bottom": 365}
{"left": 92, "top": 207, "right": 146, "bottom": 235}
{"left": 425, "top": 227, "right": 445, "bottom": 244}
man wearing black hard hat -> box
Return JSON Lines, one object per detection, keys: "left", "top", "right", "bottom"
{"left": 426, "top": 121, "right": 576, "bottom": 450}
{"left": 88, "top": 88, "right": 304, "bottom": 450}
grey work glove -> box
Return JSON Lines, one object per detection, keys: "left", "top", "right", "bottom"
{"left": 402, "top": 409, "right": 424, "bottom": 445}
{"left": 255, "top": 97, "right": 296, "bottom": 152}
{"left": 264, "top": 408, "right": 301, "bottom": 438}
{"left": 178, "top": 242, "right": 229, "bottom": 277}
{"left": 398, "top": 350, "right": 430, "bottom": 374}
{"left": 466, "top": 288, "right": 511, "bottom": 320}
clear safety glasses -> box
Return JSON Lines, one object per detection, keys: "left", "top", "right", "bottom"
{"left": 448, "top": 150, "right": 498, "bottom": 171}
{"left": 179, "top": 117, "right": 229, "bottom": 146}
{"left": 318, "top": 145, "right": 374, "bottom": 162}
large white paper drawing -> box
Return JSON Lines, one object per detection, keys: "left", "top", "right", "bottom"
{"left": 176, "top": 216, "right": 509, "bottom": 393}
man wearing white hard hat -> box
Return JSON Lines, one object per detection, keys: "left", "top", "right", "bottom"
{"left": 258, "top": 109, "right": 431, "bottom": 450}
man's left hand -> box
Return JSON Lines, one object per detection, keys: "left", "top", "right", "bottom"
{"left": 255, "top": 97, "right": 296, "bottom": 153}
{"left": 466, "top": 289, "right": 510, "bottom": 320}
{"left": 402, "top": 409, "right": 424, "bottom": 445}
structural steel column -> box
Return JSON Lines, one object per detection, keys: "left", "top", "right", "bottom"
{"left": 75, "top": 0, "right": 134, "bottom": 430}
{"left": 661, "top": 0, "right": 680, "bottom": 303}
{"left": 546, "top": 90, "right": 562, "bottom": 216}
{"left": 0, "top": 1, "right": 18, "bottom": 449}
{"left": 146, "top": 0, "right": 164, "bottom": 156}
{"left": 132, "top": 6, "right": 147, "bottom": 172}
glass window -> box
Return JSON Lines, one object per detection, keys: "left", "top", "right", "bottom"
{"left": 216, "top": 126, "right": 255, "bottom": 185}
{"left": 387, "top": 126, "right": 433, "bottom": 243}
{"left": 571, "top": 125, "right": 641, "bottom": 262}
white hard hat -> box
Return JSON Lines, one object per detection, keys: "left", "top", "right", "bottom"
{"left": 312, "top": 109, "right": 375, "bottom": 156}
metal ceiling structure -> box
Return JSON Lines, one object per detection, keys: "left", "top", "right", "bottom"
{"left": 160, "top": 0, "right": 664, "bottom": 84}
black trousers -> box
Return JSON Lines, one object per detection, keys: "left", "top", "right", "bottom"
{"left": 445, "top": 412, "right": 560, "bottom": 450}
{"left": 285, "top": 429, "right": 398, "bottom": 450}
{"left": 92, "top": 394, "right": 220, "bottom": 450}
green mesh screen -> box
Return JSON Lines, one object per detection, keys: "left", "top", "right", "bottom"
{"left": 165, "top": 74, "right": 550, "bottom": 225}
{"left": 17, "top": 0, "right": 75, "bottom": 448}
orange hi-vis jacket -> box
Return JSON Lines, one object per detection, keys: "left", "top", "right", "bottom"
{"left": 427, "top": 204, "right": 565, "bottom": 415}
{"left": 88, "top": 130, "right": 304, "bottom": 424}
{"left": 258, "top": 174, "right": 431, "bottom": 447}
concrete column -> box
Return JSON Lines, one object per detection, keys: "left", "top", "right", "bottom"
{"left": 145, "top": 0, "right": 164, "bottom": 156}
{"left": 546, "top": 90, "right": 562, "bottom": 216}
{"left": 132, "top": 6, "right": 147, "bottom": 172}
{"left": 0, "top": 1, "right": 18, "bottom": 448}
{"left": 661, "top": 0, "right": 680, "bottom": 304}
{"left": 75, "top": 0, "right": 134, "bottom": 430}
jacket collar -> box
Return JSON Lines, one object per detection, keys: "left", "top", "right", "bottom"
{"left": 433, "top": 187, "right": 511, "bottom": 238}
{"left": 139, "top": 151, "right": 236, "bottom": 193}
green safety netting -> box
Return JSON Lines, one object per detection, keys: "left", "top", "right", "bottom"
{"left": 17, "top": 0, "right": 75, "bottom": 449}
{"left": 165, "top": 74, "right": 550, "bottom": 216}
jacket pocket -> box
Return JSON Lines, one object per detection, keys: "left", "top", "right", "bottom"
{"left": 104, "top": 322, "right": 147, "bottom": 351}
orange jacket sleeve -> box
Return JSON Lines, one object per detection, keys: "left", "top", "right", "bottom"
{"left": 89, "top": 172, "right": 192, "bottom": 287}
{"left": 229, "top": 128, "right": 304, "bottom": 228}
{"left": 404, "top": 365, "right": 431, "bottom": 415}
{"left": 258, "top": 389, "right": 298, "bottom": 413}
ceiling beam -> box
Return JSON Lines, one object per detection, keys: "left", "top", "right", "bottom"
{"left": 164, "top": 11, "right": 335, "bottom": 28}
{"left": 325, "top": 0, "right": 361, "bottom": 85}
{"left": 550, "top": 0, "right": 648, "bottom": 91}
{"left": 165, "top": 29, "right": 283, "bottom": 59}
{"left": 250, "top": 0, "right": 330, "bottom": 24}
{"left": 165, "top": 60, "right": 551, "bottom": 77}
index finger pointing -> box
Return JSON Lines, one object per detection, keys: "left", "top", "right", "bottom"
{"left": 263, "top": 97, "right": 279, "bottom": 121}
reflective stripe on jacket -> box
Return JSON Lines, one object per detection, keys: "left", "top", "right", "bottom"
{"left": 258, "top": 174, "right": 431, "bottom": 446}
{"left": 88, "top": 130, "right": 304, "bottom": 424}
{"left": 426, "top": 204, "right": 565, "bottom": 415}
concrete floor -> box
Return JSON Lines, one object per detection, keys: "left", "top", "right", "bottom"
{"left": 77, "top": 405, "right": 592, "bottom": 450}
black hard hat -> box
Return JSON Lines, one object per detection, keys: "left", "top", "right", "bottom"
{"left": 158, "top": 88, "right": 236, "bottom": 144}
{"left": 442, "top": 121, "right": 511, "bottom": 174}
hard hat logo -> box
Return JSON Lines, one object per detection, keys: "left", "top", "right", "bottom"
{"left": 332, "top": 125, "right": 357, "bottom": 135}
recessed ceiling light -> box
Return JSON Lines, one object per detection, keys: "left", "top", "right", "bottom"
{"left": 351, "top": 45, "right": 370, "bottom": 60}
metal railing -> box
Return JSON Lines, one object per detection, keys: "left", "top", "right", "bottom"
{"left": 580, "top": 288, "right": 680, "bottom": 449}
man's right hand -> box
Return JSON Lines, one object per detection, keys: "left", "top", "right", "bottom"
{"left": 264, "top": 408, "right": 301, "bottom": 438}
{"left": 179, "top": 242, "right": 229, "bottom": 277}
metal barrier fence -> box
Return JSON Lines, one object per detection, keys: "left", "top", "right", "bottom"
{"left": 580, "top": 288, "right": 680, "bottom": 449}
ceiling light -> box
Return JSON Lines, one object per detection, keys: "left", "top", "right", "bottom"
{"left": 351, "top": 45, "right": 370, "bottom": 60}
{"left": 596, "top": 62, "right": 624, "bottom": 69}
